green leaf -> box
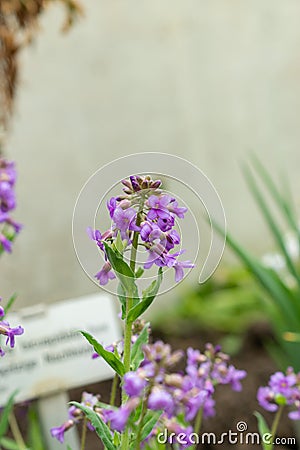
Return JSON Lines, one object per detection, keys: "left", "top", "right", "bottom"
{"left": 135, "top": 268, "right": 144, "bottom": 279}
{"left": 243, "top": 164, "right": 300, "bottom": 285}
{"left": 254, "top": 412, "right": 272, "bottom": 450}
{"left": 117, "top": 282, "right": 127, "bottom": 320}
{"left": 0, "top": 390, "right": 18, "bottom": 438}
{"left": 0, "top": 437, "right": 22, "bottom": 450}
{"left": 250, "top": 154, "right": 299, "bottom": 236}
{"left": 70, "top": 402, "right": 116, "bottom": 450}
{"left": 114, "top": 231, "right": 124, "bottom": 253}
{"left": 140, "top": 411, "right": 162, "bottom": 441}
{"left": 127, "top": 269, "right": 163, "bottom": 322}
{"left": 130, "top": 323, "right": 150, "bottom": 370}
{"left": 80, "top": 331, "right": 125, "bottom": 376}
{"left": 103, "top": 242, "right": 138, "bottom": 298}
{"left": 223, "top": 230, "right": 300, "bottom": 330}
{"left": 3, "top": 294, "right": 17, "bottom": 317}
{"left": 113, "top": 431, "right": 121, "bottom": 447}
{"left": 28, "top": 404, "right": 44, "bottom": 450}
{"left": 67, "top": 446, "right": 73, "bottom": 450}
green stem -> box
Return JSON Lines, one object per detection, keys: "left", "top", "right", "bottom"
{"left": 135, "top": 381, "right": 154, "bottom": 450}
{"left": 121, "top": 219, "right": 142, "bottom": 449}
{"left": 80, "top": 417, "right": 87, "bottom": 450}
{"left": 191, "top": 408, "right": 203, "bottom": 450}
{"left": 270, "top": 405, "right": 284, "bottom": 449}
{"left": 109, "top": 373, "right": 119, "bottom": 407}
{"left": 8, "top": 412, "right": 27, "bottom": 450}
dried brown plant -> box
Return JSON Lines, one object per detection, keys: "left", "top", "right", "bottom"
{"left": 0, "top": 0, "right": 83, "bottom": 143}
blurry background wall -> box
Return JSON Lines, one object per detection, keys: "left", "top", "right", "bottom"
{"left": 3, "top": 0, "right": 300, "bottom": 308}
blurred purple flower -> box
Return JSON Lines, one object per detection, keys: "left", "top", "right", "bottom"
{"left": 148, "top": 388, "right": 174, "bottom": 415}
{"left": 95, "top": 262, "right": 116, "bottom": 286}
{"left": 123, "top": 371, "right": 147, "bottom": 397}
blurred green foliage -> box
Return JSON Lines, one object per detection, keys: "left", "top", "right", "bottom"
{"left": 218, "top": 156, "right": 300, "bottom": 370}
{"left": 153, "top": 265, "right": 265, "bottom": 341}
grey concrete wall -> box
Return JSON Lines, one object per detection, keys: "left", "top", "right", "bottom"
{"left": 3, "top": 0, "right": 300, "bottom": 308}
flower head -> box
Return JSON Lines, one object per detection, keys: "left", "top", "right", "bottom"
{"left": 257, "top": 368, "right": 300, "bottom": 419}
{"left": 89, "top": 175, "right": 194, "bottom": 287}
{"left": 50, "top": 420, "right": 74, "bottom": 443}
{"left": 95, "top": 262, "right": 116, "bottom": 285}
{"left": 0, "top": 158, "right": 21, "bottom": 253}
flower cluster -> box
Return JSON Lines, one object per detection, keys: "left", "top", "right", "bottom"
{"left": 88, "top": 175, "right": 194, "bottom": 285}
{"left": 50, "top": 392, "right": 100, "bottom": 443}
{"left": 0, "top": 297, "right": 24, "bottom": 357}
{"left": 51, "top": 340, "right": 246, "bottom": 448}
{"left": 103, "top": 341, "right": 246, "bottom": 447}
{"left": 0, "top": 158, "right": 22, "bottom": 253}
{"left": 257, "top": 368, "right": 300, "bottom": 420}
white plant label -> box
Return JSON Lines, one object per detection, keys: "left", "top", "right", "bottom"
{"left": 0, "top": 294, "right": 121, "bottom": 406}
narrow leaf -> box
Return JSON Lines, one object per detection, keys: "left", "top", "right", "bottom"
{"left": 243, "top": 164, "right": 300, "bottom": 285}
{"left": 80, "top": 331, "right": 125, "bottom": 376}
{"left": 135, "top": 267, "right": 144, "bottom": 279}
{"left": 0, "top": 437, "right": 22, "bottom": 450}
{"left": 250, "top": 155, "right": 299, "bottom": 235}
{"left": 28, "top": 404, "right": 44, "bottom": 450}
{"left": 254, "top": 412, "right": 272, "bottom": 450}
{"left": 223, "top": 230, "right": 300, "bottom": 329}
{"left": 127, "top": 269, "right": 163, "bottom": 322}
{"left": 103, "top": 242, "right": 138, "bottom": 298}
{"left": 3, "top": 294, "right": 17, "bottom": 317}
{"left": 70, "top": 402, "right": 116, "bottom": 450}
{"left": 117, "top": 282, "right": 127, "bottom": 320}
{"left": 131, "top": 323, "right": 150, "bottom": 370}
{"left": 0, "top": 390, "right": 18, "bottom": 438}
{"left": 141, "top": 411, "right": 162, "bottom": 441}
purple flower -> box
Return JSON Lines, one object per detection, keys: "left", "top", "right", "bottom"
{"left": 202, "top": 396, "right": 216, "bottom": 418}
{"left": 157, "top": 215, "right": 175, "bottom": 232}
{"left": 147, "top": 195, "right": 172, "bottom": 220}
{"left": 81, "top": 392, "right": 98, "bottom": 409}
{"left": 165, "top": 229, "right": 180, "bottom": 251}
{"left": 227, "top": 366, "right": 247, "bottom": 391}
{"left": 113, "top": 207, "right": 140, "bottom": 239}
{"left": 107, "top": 197, "right": 117, "bottom": 218}
{"left": 289, "top": 409, "right": 300, "bottom": 420}
{"left": 0, "top": 159, "right": 21, "bottom": 252}
{"left": 167, "top": 199, "right": 187, "bottom": 218}
{"left": 269, "top": 371, "right": 296, "bottom": 398}
{"left": 4, "top": 325, "right": 24, "bottom": 348}
{"left": 50, "top": 420, "right": 74, "bottom": 443}
{"left": 123, "top": 371, "right": 147, "bottom": 397}
{"left": 0, "top": 233, "right": 12, "bottom": 253}
{"left": 129, "top": 176, "right": 141, "bottom": 192}
{"left": 87, "top": 227, "right": 108, "bottom": 251}
{"left": 103, "top": 399, "right": 138, "bottom": 432}
{"left": 140, "top": 222, "right": 164, "bottom": 243}
{"left": 256, "top": 368, "right": 300, "bottom": 420}
{"left": 257, "top": 386, "right": 278, "bottom": 412}
{"left": 95, "top": 262, "right": 116, "bottom": 285}
{"left": 185, "top": 390, "right": 208, "bottom": 421}
{"left": 187, "top": 348, "right": 201, "bottom": 366}
{"left": 148, "top": 388, "right": 174, "bottom": 415}
{"left": 173, "top": 259, "right": 194, "bottom": 282}
{"left": 144, "top": 244, "right": 165, "bottom": 269}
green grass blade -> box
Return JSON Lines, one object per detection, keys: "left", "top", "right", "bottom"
{"left": 80, "top": 331, "right": 125, "bottom": 376}
{"left": 243, "top": 164, "right": 300, "bottom": 285}
{"left": 0, "top": 390, "right": 18, "bottom": 438}
{"left": 225, "top": 231, "right": 300, "bottom": 329}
